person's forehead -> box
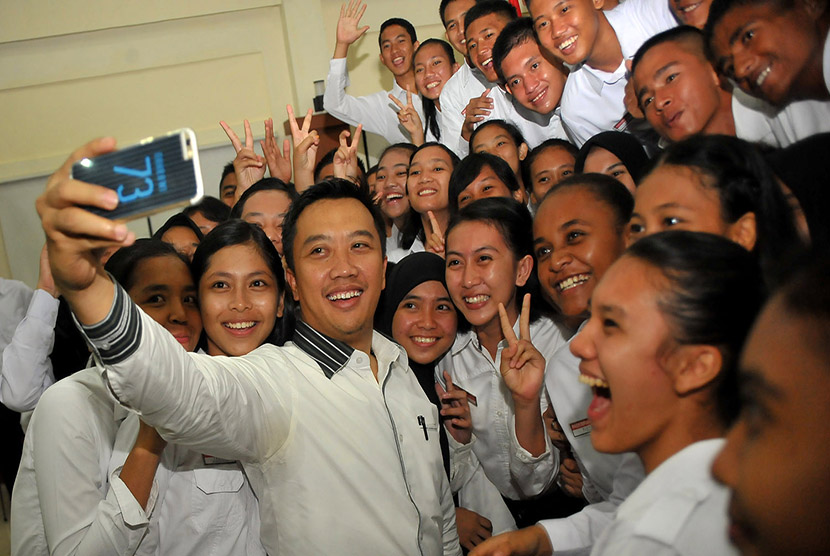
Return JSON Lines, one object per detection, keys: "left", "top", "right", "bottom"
{"left": 296, "top": 197, "right": 378, "bottom": 239}
{"left": 381, "top": 25, "right": 411, "bottom": 43}
{"left": 466, "top": 13, "right": 509, "bottom": 36}
{"left": 504, "top": 39, "right": 541, "bottom": 69}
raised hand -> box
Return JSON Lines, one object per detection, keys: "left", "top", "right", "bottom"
{"left": 37, "top": 137, "right": 135, "bottom": 324}
{"left": 389, "top": 87, "right": 425, "bottom": 146}
{"left": 335, "top": 0, "right": 370, "bottom": 56}
{"left": 220, "top": 119, "right": 265, "bottom": 202}
{"left": 424, "top": 210, "right": 445, "bottom": 257}
{"left": 456, "top": 507, "right": 493, "bottom": 551}
{"left": 623, "top": 60, "right": 644, "bottom": 120}
{"left": 287, "top": 104, "right": 320, "bottom": 193}
{"left": 333, "top": 124, "right": 363, "bottom": 184}
{"left": 435, "top": 370, "right": 473, "bottom": 445}
{"left": 497, "top": 294, "right": 546, "bottom": 406}
{"left": 461, "top": 88, "right": 493, "bottom": 141}
{"left": 261, "top": 117, "right": 292, "bottom": 183}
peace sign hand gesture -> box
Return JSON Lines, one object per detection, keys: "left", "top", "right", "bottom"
{"left": 260, "top": 117, "right": 292, "bottom": 183}
{"left": 332, "top": 124, "right": 363, "bottom": 184}
{"left": 220, "top": 119, "right": 265, "bottom": 203}
{"left": 389, "top": 87, "right": 425, "bottom": 146}
{"left": 287, "top": 105, "right": 320, "bottom": 193}
{"left": 497, "top": 294, "right": 546, "bottom": 407}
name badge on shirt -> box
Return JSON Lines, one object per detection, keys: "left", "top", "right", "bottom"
{"left": 570, "top": 418, "right": 592, "bottom": 438}
{"left": 202, "top": 454, "right": 237, "bottom": 466}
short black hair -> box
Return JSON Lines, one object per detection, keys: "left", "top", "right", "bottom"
{"left": 281, "top": 178, "right": 387, "bottom": 271}
{"left": 313, "top": 148, "right": 368, "bottom": 184}
{"left": 541, "top": 173, "right": 634, "bottom": 232}
{"left": 183, "top": 196, "right": 231, "bottom": 224}
{"left": 379, "top": 142, "right": 418, "bottom": 165}
{"left": 230, "top": 178, "right": 298, "bottom": 220}
{"left": 632, "top": 26, "right": 706, "bottom": 77}
{"left": 152, "top": 213, "right": 205, "bottom": 242}
{"left": 449, "top": 151, "right": 521, "bottom": 213}
{"left": 464, "top": 0, "right": 519, "bottom": 39}
{"left": 379, "top": 18, "right": 418, "bottom": 47}
{"left": 469, "top": 119, "right": 526, "bottom": 151}
{"left": 521, "top": 138, "right": 578, "bottom": 193}
{"left": 105, "top": 239, "right": 190, "bottom": 292}
{"left": 367, "top": 164, "right": 379, "bottom": 178}
{"left": 493, "top": 17, "right": 537, "bottom": 84}
{"left": 220, "top": 162, "right": 235, "bottom": 184}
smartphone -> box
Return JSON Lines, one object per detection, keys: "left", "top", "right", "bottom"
{"left": 72, "top": 128, "right": 204, "bottom": 220}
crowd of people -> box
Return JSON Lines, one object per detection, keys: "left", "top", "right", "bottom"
{"left": 1, "top": 0, "right": 829, "bottom": 555}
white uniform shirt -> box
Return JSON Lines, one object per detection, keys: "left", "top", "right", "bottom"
{"left": 1, "top": 287, "right": 58, "bottom": 412}
{"left": 560, "top": 0, "right": 677, "bottom": 146}
{"left": 109, "top": 415, "right": 266, "bottom": 556}
{"left": 768, "top": 99, "right": 830, "bottom": 146}
{"left": 11, "top": 368, "right": 153, "bottom": 556}
{"left": 81, "top": 284, "right": 461, "bottom": 556}
{"left": 438, "top": 62, "right": 495, "bottom": 156}
{"left": 732, "top": 90, "right": 780, "bottom": 147}
{"left": 324, "top": 57, "right": 423, "bottom": 144}
{"left": 387, "top": 223, "right": 425, "bottom": 264}
{"left": 532, "top": 340, "right": 645, "bottom": 553}
{"left": 590, "top": 439, "right": 737, "bottom": 556}
{"left": 437, "top": 316, "right": 568, "bottom": 501}
{"left": 482, "top": 88, "right": 569, "bottom": 149}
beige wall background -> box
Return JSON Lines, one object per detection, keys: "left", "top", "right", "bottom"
{"left": 0, "top": 0, "right": 449, "bottom": 287}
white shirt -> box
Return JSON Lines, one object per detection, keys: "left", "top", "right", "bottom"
{"left": 1, "top": 287, "right": 59, "bottom": 412}
{"left": 109, "top": 415, "right": 266, "bottom": 556}
{"left": 532, "top": 340, "right": 645, "bottom": 553}
{"left": 437, "top": 316, "right": 568, "bottom": 501}
{"left": 439, "top": 63, "right": 494, "bottom": 157}
{"left": 590, "top": 439, "right": 737, "bottom": 556}
{"left": 560, "top": 0, "right": 677, "bottom": 146}
{"left": 732, "top": 90, "right": 781, "bottom": 147}
{"left": 11, "top": 368, "right": 153, "bottom": 556}
{"left": 81, "top": 284, "right": 461, "bottom": 556}
{"left": 324, "top": 57, "right": 423, "bottom": 144}
{"left": 768, "top": 98, "right": 830, "bottom": 146}
{"left": 387, "top": 223, "right": 425, "bottom": 264}
{"left": 481, "top": 87, "right": 569, "bottom": 149}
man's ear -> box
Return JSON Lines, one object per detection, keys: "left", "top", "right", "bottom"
{"left": 512, "top": 188, "right": 527, "bottom": 205}
{"left": 514, "top": 254, "right": 534, "bottom": 288}
{"left": 593, "top": 0, "right": 606, "bottom": 10}
{"left": 451, "top": 62, "right": 460, "bottom": 75}
{"left": 284, "top": 267, "right": 301, "bottom": 302}
{"left": 276, "top": 290, "right": 286, "bottom": 318}
{"left": 665, "top": 344, "right": 723, "bottom": 396}
{"left": 381, "top": 256, "right": 388, "bottom": 291}
{"left": 726, "top": 212, "right": 757, "bottom": 252}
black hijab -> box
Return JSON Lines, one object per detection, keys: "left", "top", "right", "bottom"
{"left": 574, "top": 131, "right": 652, "bottom": 184}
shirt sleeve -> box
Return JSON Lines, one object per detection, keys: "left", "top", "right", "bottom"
{"left": 80, "top": 280, "right": 293, "bottom": 462}
{"left": 323, "top": 57, "right": 410, "bottom": 144}
{"left": 507, "top": 413, "right": 559, "bottom": 497}
{"left": 438, "top": 80, "right": 468, "bottom": 158}
{"left": 440, "top": 469, "right": 463, "bottom": 556}
{"left": 538, "top": 453, "right": 645, "bottom": 552}
{"left": 1, "top": 289, "right": 59, "bottom": 411}
{"left": 29, "top": 379, "right": 152, "bottom": 556}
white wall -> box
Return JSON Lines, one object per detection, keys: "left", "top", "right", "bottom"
{"left": 0, "top": 0, "right": 449, "bottom": 286}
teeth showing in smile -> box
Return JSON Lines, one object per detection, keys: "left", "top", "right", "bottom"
{"left": 418, "top": 188, "right": 437, "bottom": 196}
{"left": 412, "top": 336, "right": 438, "bottom": 345}
{"left": 386, "top": 193, "right": 404, "bottom": 201}
{"left": 579, "top": 374, "right": 610, "bottom": 389}
{"left": 425, "top": 82, "right": 440, "bottom": 90}
{"left": 327, "top": 290, "right": 362, "bottom": 301}
{"left": 680, "top": 2, "right": 700, "bottom": 12}
{"left": 531, "top": 89, "right": 546, "bottom": 104}
{"left": 756, "top": 65, "right": 771, "bottom": 87}
{"left": 556, "top": 274, "right": 589, "bottom": 292}
{"left": 482, "top": 57, "right": 493, "bottom": 68}
{"left": 559, "top": 36, "right": 577, "bottom": 51}
{"left": 393, "top": 56, "right": 404, "bottom": 65}
{"left": 464, "top": 294, "right": 490, "bottom": 304}
{"left": 225, "top": 321, "right": 255, "bottom": 330}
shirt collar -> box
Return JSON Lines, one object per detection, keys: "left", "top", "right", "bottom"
{"left": 292, "top": 320, "right": 355, "bottom": 379}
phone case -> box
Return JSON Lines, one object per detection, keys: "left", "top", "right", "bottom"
{"left": 73, "top": 128, "right": 204, "bottom": 220}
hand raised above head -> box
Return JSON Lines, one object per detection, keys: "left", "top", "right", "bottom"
{"left": 389, "top": 87, "right": 425, "bottom": 146}
{"left": 221, "top": 119, "right": 265, "bottom": 201}
{"left": 261, "top": 117, "right": 292, "bottom": 183}
{"left": 336, "top": 0, "right": 370, "bottom": 47}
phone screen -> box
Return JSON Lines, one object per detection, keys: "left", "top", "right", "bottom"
{"left": 73, "top": 130, "right": 203, "bottom": 220}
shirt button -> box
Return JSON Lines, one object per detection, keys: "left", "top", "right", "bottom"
{"left": 399, "top": 434, "right": 404, "bottom": 442}
{"left": 496, "top": 410, "right": 503, "bottom": 417}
